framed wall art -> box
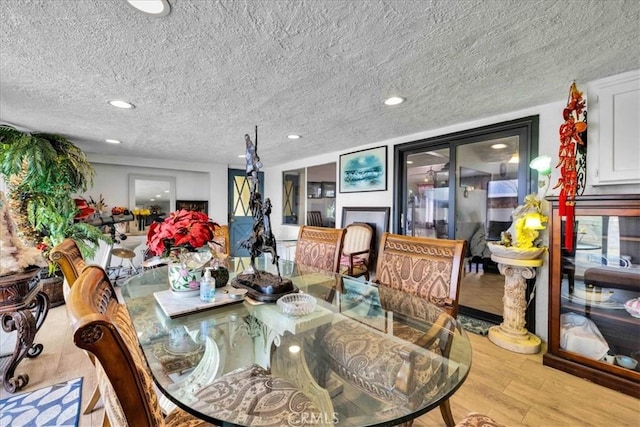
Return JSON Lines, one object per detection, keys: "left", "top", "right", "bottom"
{"left": 339, "top": 146, "right": 387, "bottom": 193}
{"left": 176, "top": 200, "right": 208, "bottom": 213}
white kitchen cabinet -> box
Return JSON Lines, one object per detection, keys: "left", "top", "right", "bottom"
{"left": 587, "top": 70, "right": 640, "bottom": 186}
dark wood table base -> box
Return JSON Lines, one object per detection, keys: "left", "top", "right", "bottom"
{"left": 0, "top": 270, "right": 50, "bottom": 393}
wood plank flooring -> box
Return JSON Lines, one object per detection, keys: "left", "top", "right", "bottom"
{"left": 2, "top": 305, "right": 638, "bottom": 426}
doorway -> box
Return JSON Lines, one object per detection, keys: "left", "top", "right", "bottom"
{"left": 228, "top": 169, "right": 264, "bottom": 257}
{"left": 394, "top": 117, "right": 539, "bottom": 326}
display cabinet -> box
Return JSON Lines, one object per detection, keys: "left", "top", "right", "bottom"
{"left": 544, "top": 195, "right": 640, "bottom": 397}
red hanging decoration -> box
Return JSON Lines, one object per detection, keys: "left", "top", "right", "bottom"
{"left": 554, "top": 82, "right": 587, "bottom": 251}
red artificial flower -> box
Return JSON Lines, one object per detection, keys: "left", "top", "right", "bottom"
{"left": 146, "top": 209, "right": 219, "bottom": 257}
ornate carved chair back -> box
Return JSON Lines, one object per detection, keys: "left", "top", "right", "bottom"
{"left": 307, "top": 211, "right": 323, "bottom": 227}
{"left": 339, "top": 222, "right": 374, "bottom": 280}
{"left": 375, "top": 233, "right": 467, "bottom": 319}
{"left": 49, "top": 238, "right": 87, "bottom": 287}
{"left": 294, "top": 226, "right": 346, "bottom": 273}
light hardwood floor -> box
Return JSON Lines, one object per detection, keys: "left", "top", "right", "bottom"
{"left": 2, "top": 305, "right": 638, "bottom": 426}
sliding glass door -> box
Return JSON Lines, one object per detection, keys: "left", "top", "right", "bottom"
{"left": 394, "top": 117, "right": 539, "bottom": 326}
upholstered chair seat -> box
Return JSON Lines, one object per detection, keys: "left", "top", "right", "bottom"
{"left": 191, "top": 364, "right": 320, "bottom": 427}
{"left": 317, "top": 318, "right": 450, "bottom": 409}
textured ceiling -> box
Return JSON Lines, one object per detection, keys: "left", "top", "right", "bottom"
{"left": 1, "top": 0, "right": 639, "bottom": 168}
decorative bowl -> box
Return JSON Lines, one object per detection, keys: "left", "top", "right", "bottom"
{"left": 572, "top": 285, "right": 614, "bottom": 302}
{"left": 615, "top": 355, "right": 638, "bottom": 370}
{"left": 277, "top": 293, "right": 317, "bottom": 317}
{"left": 487, "top": 243, "right": 546, "bottom": 260}
{"left": 624, "top": 298, "right": 640, "bottom": 318}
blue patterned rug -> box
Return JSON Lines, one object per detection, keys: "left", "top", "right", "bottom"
{"left": 0, "top": 377, "right": 83, "bottom": 427}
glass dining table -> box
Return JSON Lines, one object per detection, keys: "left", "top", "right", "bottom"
{"left": 121, "top": 257, "right": 472, "bottom": 426}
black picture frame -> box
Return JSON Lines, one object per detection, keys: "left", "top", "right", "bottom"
{"left": 339, "top": 146, "right": 387, "bottom": 193}
{"left": 341, "top": 206, "right": 390, "bottom": 267}
{"left": 176, "top": 200, "right": 208, "bottom": 213}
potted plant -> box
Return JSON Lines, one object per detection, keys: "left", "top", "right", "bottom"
{"left": 146, "top": 209, "right": 219, "bottom": 294}
{"left": 0, "top": 124, "right": 109, "bottom": 306}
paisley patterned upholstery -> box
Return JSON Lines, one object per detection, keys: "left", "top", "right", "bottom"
{"left": 375, "top": 233, "right": 467, "bottom": 318}
{"left": 318, "top": 319, "right": 447, "bottom": 408}
{"left": 455, "top": 412, "right": 505, "bottom": 427}
{"left": 68, "top": 266, "right": 171, "bottom": 426}
{"left": 294, "top": 226, "right": 346, "bottom": 273}
{"left": 320, "top": 234, "right": 466, "bottom": 427}
{"left": 192, "top": 364, "right": 320, "bottom": 427}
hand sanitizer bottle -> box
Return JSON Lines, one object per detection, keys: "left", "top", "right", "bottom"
{"left": 200, "top": 267, "right": 216, "bottom": 302}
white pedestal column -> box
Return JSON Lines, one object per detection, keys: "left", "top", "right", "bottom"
{"left": 488, "top": 254, "right": 542, "bottom": 354}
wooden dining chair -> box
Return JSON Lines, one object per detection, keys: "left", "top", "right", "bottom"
{"left": 318, "top": 233, "right": 467, "bottom": 427}
{"left": 68, "top": 265, "right": 320, "bottom": 427}
{"left": 375, "top": 233, "right": 467, "bottom": 426}
{"left": 49, "top": 238, "right": 103, "bottom": 417}
{"left": 339, "top": 222, "right": 374, "bottom": 280}
{"left": 375, "top": 233, "right": 467, "bottom": 319}
{"left": 307, "top": 211, "right": 324, "bottom": 227}
{"left": 294, "top": 225, "right": 346, "bottom": 273}
{"left": 66, "top": 266, "right": 211, "bottom": 426}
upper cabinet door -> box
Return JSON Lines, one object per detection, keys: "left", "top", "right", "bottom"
{"left": 587, "top": 70, "right": 640, "bottom": 186}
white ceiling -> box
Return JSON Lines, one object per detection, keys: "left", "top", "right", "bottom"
{"left": 1, "top": 0, "right": 638, "bottom": 168}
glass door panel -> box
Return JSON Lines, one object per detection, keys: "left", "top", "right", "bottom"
{"left": 404, "top": 148, "right": 450, "bottom": 238}
{"left": 455, "top": 137, "right": 520, "bottom": 318}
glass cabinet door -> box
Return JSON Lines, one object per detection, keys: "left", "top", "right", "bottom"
{"left": 546, "top": 195, "right": 640, "bottom": 398}
{"left": 559, "top": 213, "right": 640, "bottom": 362}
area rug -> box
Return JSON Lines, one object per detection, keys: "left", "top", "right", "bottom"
{"left": 458, "top": 314, "right": 497, "bottom": 336}
{"left": 0, "top": 377, "right": 83, "bottom": 427}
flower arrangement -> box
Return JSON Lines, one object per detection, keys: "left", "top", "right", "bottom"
{"left": 147, "top": 209, "right": 219, "bottom": 258}
{"left": 133, "top": 208, "right": 151, "bottom": 217}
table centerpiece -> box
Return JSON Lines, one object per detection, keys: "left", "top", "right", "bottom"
{"left": 146, "top": 209, "right": 218, "bottom": 296}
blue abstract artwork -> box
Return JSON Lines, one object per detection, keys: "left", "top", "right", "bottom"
{"left": 340, "top": 146, "right": 387, "bottom": 193}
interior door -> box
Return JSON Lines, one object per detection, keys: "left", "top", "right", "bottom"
{"left": 228, "top": 169, "right": 264, "bottom": 257}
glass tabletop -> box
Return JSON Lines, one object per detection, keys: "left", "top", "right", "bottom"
{"left": 121, "top": 256, "right": 472, "bottom": 426}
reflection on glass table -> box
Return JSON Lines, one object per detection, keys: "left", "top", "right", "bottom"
{"left": 121, "top": 257, "right": 472, "bottom": 426}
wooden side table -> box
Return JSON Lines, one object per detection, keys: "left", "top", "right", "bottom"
{"left": 0, "top": 268, "right": 50, "bottom": 393}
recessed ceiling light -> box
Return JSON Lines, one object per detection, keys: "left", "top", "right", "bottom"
{"left": 406, "top": 160, "right": 414, "bottom": 164}
{"left": 156, "top": 194, "right": 161, "bottom": 198}
{"left": 238, "top": 154, "right": 246, "bottom": 158}
{"left": 384, "top": 96, "right": 405, "bottom": 106}
{"left": 105, "top": 139, "right": 122, "bottom": 144}
{"left": 491, "top": 143, "right": 507, "bottom": 149}
{"left": 287, "top": 134, "right": 301, "bottom": 140}
{"left": 108, "top": 100, "right": 135, "bottom": 109}
{"left": 126, "top": 0, "right": 171, "bottom": 17}
{"left": 150, "top": 198, "right": 155, "bottom": 201}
